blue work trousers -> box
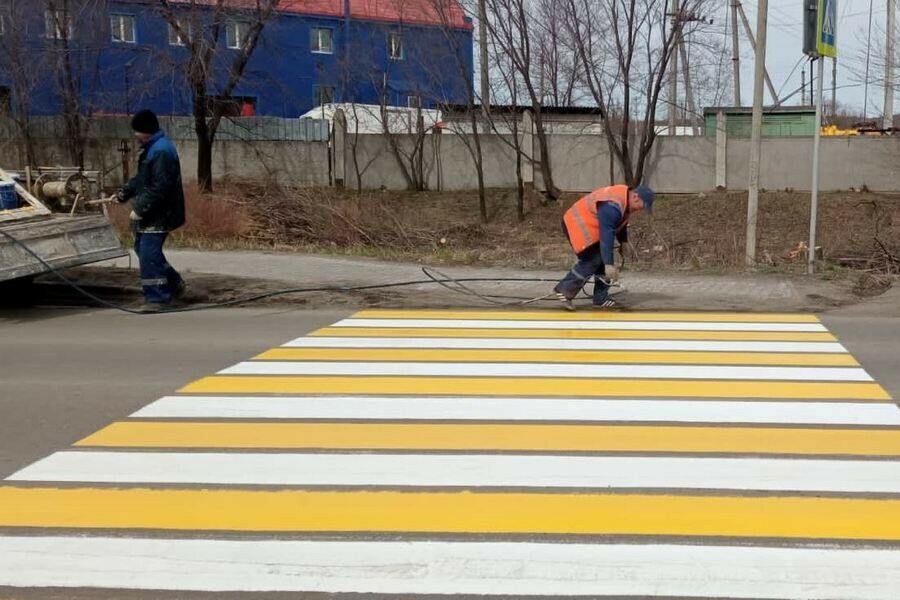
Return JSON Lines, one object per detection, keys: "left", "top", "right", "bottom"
{"left": 134, "top": 232, "right": 182, "bottom": 304}
{"left": 555, "top": 245, "right": 610, "bottom": 305}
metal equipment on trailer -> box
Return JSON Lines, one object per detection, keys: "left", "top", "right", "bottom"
{"left": 0, "top": 166, "right": 126, "bottom": 284}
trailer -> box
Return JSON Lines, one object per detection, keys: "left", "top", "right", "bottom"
{"left": 0, "top": 167, "right": 126, "bottom": 284}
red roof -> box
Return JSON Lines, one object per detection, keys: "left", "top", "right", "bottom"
{"left": 172, "top": 0, "right": 472, "bottom": 30}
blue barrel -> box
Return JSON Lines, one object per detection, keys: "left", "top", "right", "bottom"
{"left": 0, "top": 182, "right": 19, "bottom": 210}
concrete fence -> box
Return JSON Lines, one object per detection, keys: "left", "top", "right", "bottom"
{"left": 0, "top": 116, "right": 331, "bottom": 187}
{"left": 332, "top": 110, "right": 900, "bottom": 193}
{"left": 2, "top": 114, "right": 899, "bottom": 193}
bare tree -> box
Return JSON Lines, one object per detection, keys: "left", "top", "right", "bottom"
{"left": 156, "top": 0, "right": 280, "bottom": 192}
{"left": 45, "top": 0, "right": 108, "bottom": 167}
{"left": 564, "top": 0, "right": 714, "bottom": 185}
{"left": 485, "top": 0, "right": 562, "bottom": 200}
{"left": 0, "top": 2, "right": 44, "bottom": 167}
{"left": 485, "top": 33, "right": 529, "bottom": 221}
{"left": 846, "top": 24, "right": 900, "bottom": 122}
{"left": 421, "top": 0, "right": 489, "bottom": 221}
{"left": 533, "top": 0, "right": 584, "bottom": 107}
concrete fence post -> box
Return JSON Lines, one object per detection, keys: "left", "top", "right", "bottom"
{"left": 715, "top": 110, "right": 727, "bottom": 189}
{"left": 332, "top": 108, "right": 347, "bottom": 189}
{"left": 521, "top": 109, "right": 535, "bottom": 192}
{"left": 432, "top": 125, "right": 443, "bottom": 191}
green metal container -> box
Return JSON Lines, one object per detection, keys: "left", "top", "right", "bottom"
{"left": 704, "top": 106, "right": 818, "bottom": 138}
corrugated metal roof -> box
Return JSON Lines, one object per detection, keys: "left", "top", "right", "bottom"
{"left": 169, "top": 0, "right": 472, "bottom": 29}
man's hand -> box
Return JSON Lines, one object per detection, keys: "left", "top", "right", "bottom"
{"left": 114, "top": 189, "right": 127, "bottom": 203}
{"left": 604, "top": 265, "right": 619, "bottom": 284}
{"left": 129, "top": 210, "right": 140, "bottom": 221}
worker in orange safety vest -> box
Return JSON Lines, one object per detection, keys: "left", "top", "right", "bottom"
{"left": 553, "top": 184, "right": 655, "bottom": 311}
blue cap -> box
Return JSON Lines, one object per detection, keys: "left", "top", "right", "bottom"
{"left": 634, "top": 185, "right": 655, "bottom": 214}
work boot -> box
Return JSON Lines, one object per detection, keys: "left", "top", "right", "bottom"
{"left": 136, "top": 301, "right": 168, "bottom": 314}
{"left": 591, "top": 298, "right": 618, "bottom": 310}
{"left": 554, "top": 291, "right": 576, "bottom": 312}
{"left": 172, "top": 281, "right": 209, "bottom": 304}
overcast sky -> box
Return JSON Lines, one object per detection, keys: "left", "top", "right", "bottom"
{"left": 732, "top": 0, "right": 892, "bottom": 116}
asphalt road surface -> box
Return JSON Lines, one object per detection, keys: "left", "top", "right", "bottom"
{"left": 1, "top": 304, "right": 899, "bottom": 599}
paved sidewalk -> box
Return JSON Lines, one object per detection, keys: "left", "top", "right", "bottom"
{"left": 97, "top": 249, "right": 860, "bottom": 312}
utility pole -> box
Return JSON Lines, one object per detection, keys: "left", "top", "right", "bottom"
{"left": 831, "top": 57, "right": 837, "bottom": 119}
{"left": 802, "top": 68, "right": 806, "bottom": 104}
{"left": 809, "top": 57, "right": 825, "bottom": 275}
{"left": 680, "top": 42, "right": 699, "bottom": 135}
{"left": 885, "top": 0, "right": 895, "bottom": 130}
{"left": 478, "top": 0, "right": 490, "bottom": 133}
{"left": 864, "top": 0, "right": 874, "bottom": 120}
{"left": 668, "top": 0, "right": 680, "bottom": 134}
{"left": 810, "top": 58, "right": 814, "bottom": 104}
{"left": 731, "top": 0, "right": 741, "bottom": 105}
{"left": 745, "top": 0, "right": 768, "bottom": 265}
{"left": 737, "top": 2, "right": 779, "bottom": 104}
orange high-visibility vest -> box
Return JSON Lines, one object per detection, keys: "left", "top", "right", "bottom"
{"left": 562, "top": 185, "right": 630, "bottom": 253}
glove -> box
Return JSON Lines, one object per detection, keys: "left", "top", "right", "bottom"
{"left": 114, "top": 189, "right": 127, "bottom": 203}
{"left": 129, "top": 210, "right": 140, "bottom": 221}
{"left": 604, "top": 265, "right": 619, "bottom": 284}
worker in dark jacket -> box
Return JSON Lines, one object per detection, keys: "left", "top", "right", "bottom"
{"left": 554, "top": 184, "right": 654, "bottom": 311}
{"left": 115, "top": 109, "right": 186, "bottom": 307}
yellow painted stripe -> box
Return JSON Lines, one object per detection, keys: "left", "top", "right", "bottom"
{"left": 75, "top": 422, "right": 900, "bottom": 455}
{"left": 312, "top": 327, "right": 838, "bottom": 342}
{"left": 255, "top": 348, "right": 860, "bottom": 367}
{"left": 179, "top": 376, "right": 890, "bottom": 400}
{"left": 353, "top": 310, "right": 822, "bottom": 323}
{"left": 1, "top": 487, "right": 898, "bottom": 540}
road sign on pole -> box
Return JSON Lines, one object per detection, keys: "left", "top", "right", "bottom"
{"left": 808, "top": 0, "right": 836, "bottom": 274}
{"left": 817, "top": 0, "right": 837, "bottom": 58}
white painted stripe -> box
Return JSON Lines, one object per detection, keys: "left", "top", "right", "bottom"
{"left": 0, "top": 536, "right": 898, "bottom": 598}
{"left": 11, "top": 452, "right": 900, "bottom": 493}
{"left": 220, "top": 361, "right": 873, "bottom": 382}
{"left": 133, "top": 396, "right": 900, "bottom": 426}
{"left": 285, "top": 336, "right": 850, "bottom": 353}
{"left": 335, "top": 318, "right": 829, "bottom": 332}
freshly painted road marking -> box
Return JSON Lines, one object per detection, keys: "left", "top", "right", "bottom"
{"left": 4, "top": 308, "right": 898, "bottom": 598}
{"left": 256, "top": 347, "right": 860, "bottom": 366}
{"left": 312, "top": 327, "right": 838, "bottom": 341}
{"left": 74, "top": 422, "right": 900, "bottom": 455}
{"left": 180, "top": 375, "right": 890, "bottom": 400}
{"left": 13, "top": 452, "right": 900, "bottom": 493}
{"left": 133, "top": 396, "right": 900, "bottom": 424}
{"left": 219, "top": 361, "right": 873, "bottom": 382}
{"left": 2, "top": 537, "right": 898, "bottom": 598}
{"left": 284, "top": 336, "right": 851, "bottom": 353}
{"left": 353, "top": 309, "right": 823, "bottom": 323}
{"left": 3, "top": 486, "right": 900, "bottom": 540}
{"left": 282, "top": 336, "right": 849, "bottom": 356}
{"left": 333, "top": 318, "right": 829, "bottom": 332}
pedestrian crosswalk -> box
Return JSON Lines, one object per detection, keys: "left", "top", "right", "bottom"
{"left": 1, "top": 309, "right": 899, "bottom": 597}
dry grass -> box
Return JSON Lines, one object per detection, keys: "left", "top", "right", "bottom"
{"left": 108, "top": 183, "right": 900, "bottom": 292}
{"left": 108, "top": 186, "right": 254, "bottom": 248}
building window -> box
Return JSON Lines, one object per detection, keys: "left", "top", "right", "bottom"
{"left": 0, "top": 13, "right": 6, "bottom": 36}
{"left": 314, "top": 85, "right": 334, "bottom": 106}
{"left": 310, "top": 28, "right": 333, "bottom": 54}
{"left": 407, "top": 94, "right": 422, "bottom": 109}
{"left": 110, "top": 14, "right": 136, "bottom": 44}
{"left": 168, "top": 20, "right": 191, "bottom": 46}
{"left": 45, "top": 9, "right": 73, "bottom": 40}
{"left": 226, "top": 21, "right": 250, "bottom": 49}
{"left": 388, "top": 32, "right": 404, "bottom": 60}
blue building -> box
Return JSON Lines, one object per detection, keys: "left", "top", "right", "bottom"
{"left": 0, "top": 0, "right": 474, "bottom": 118}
